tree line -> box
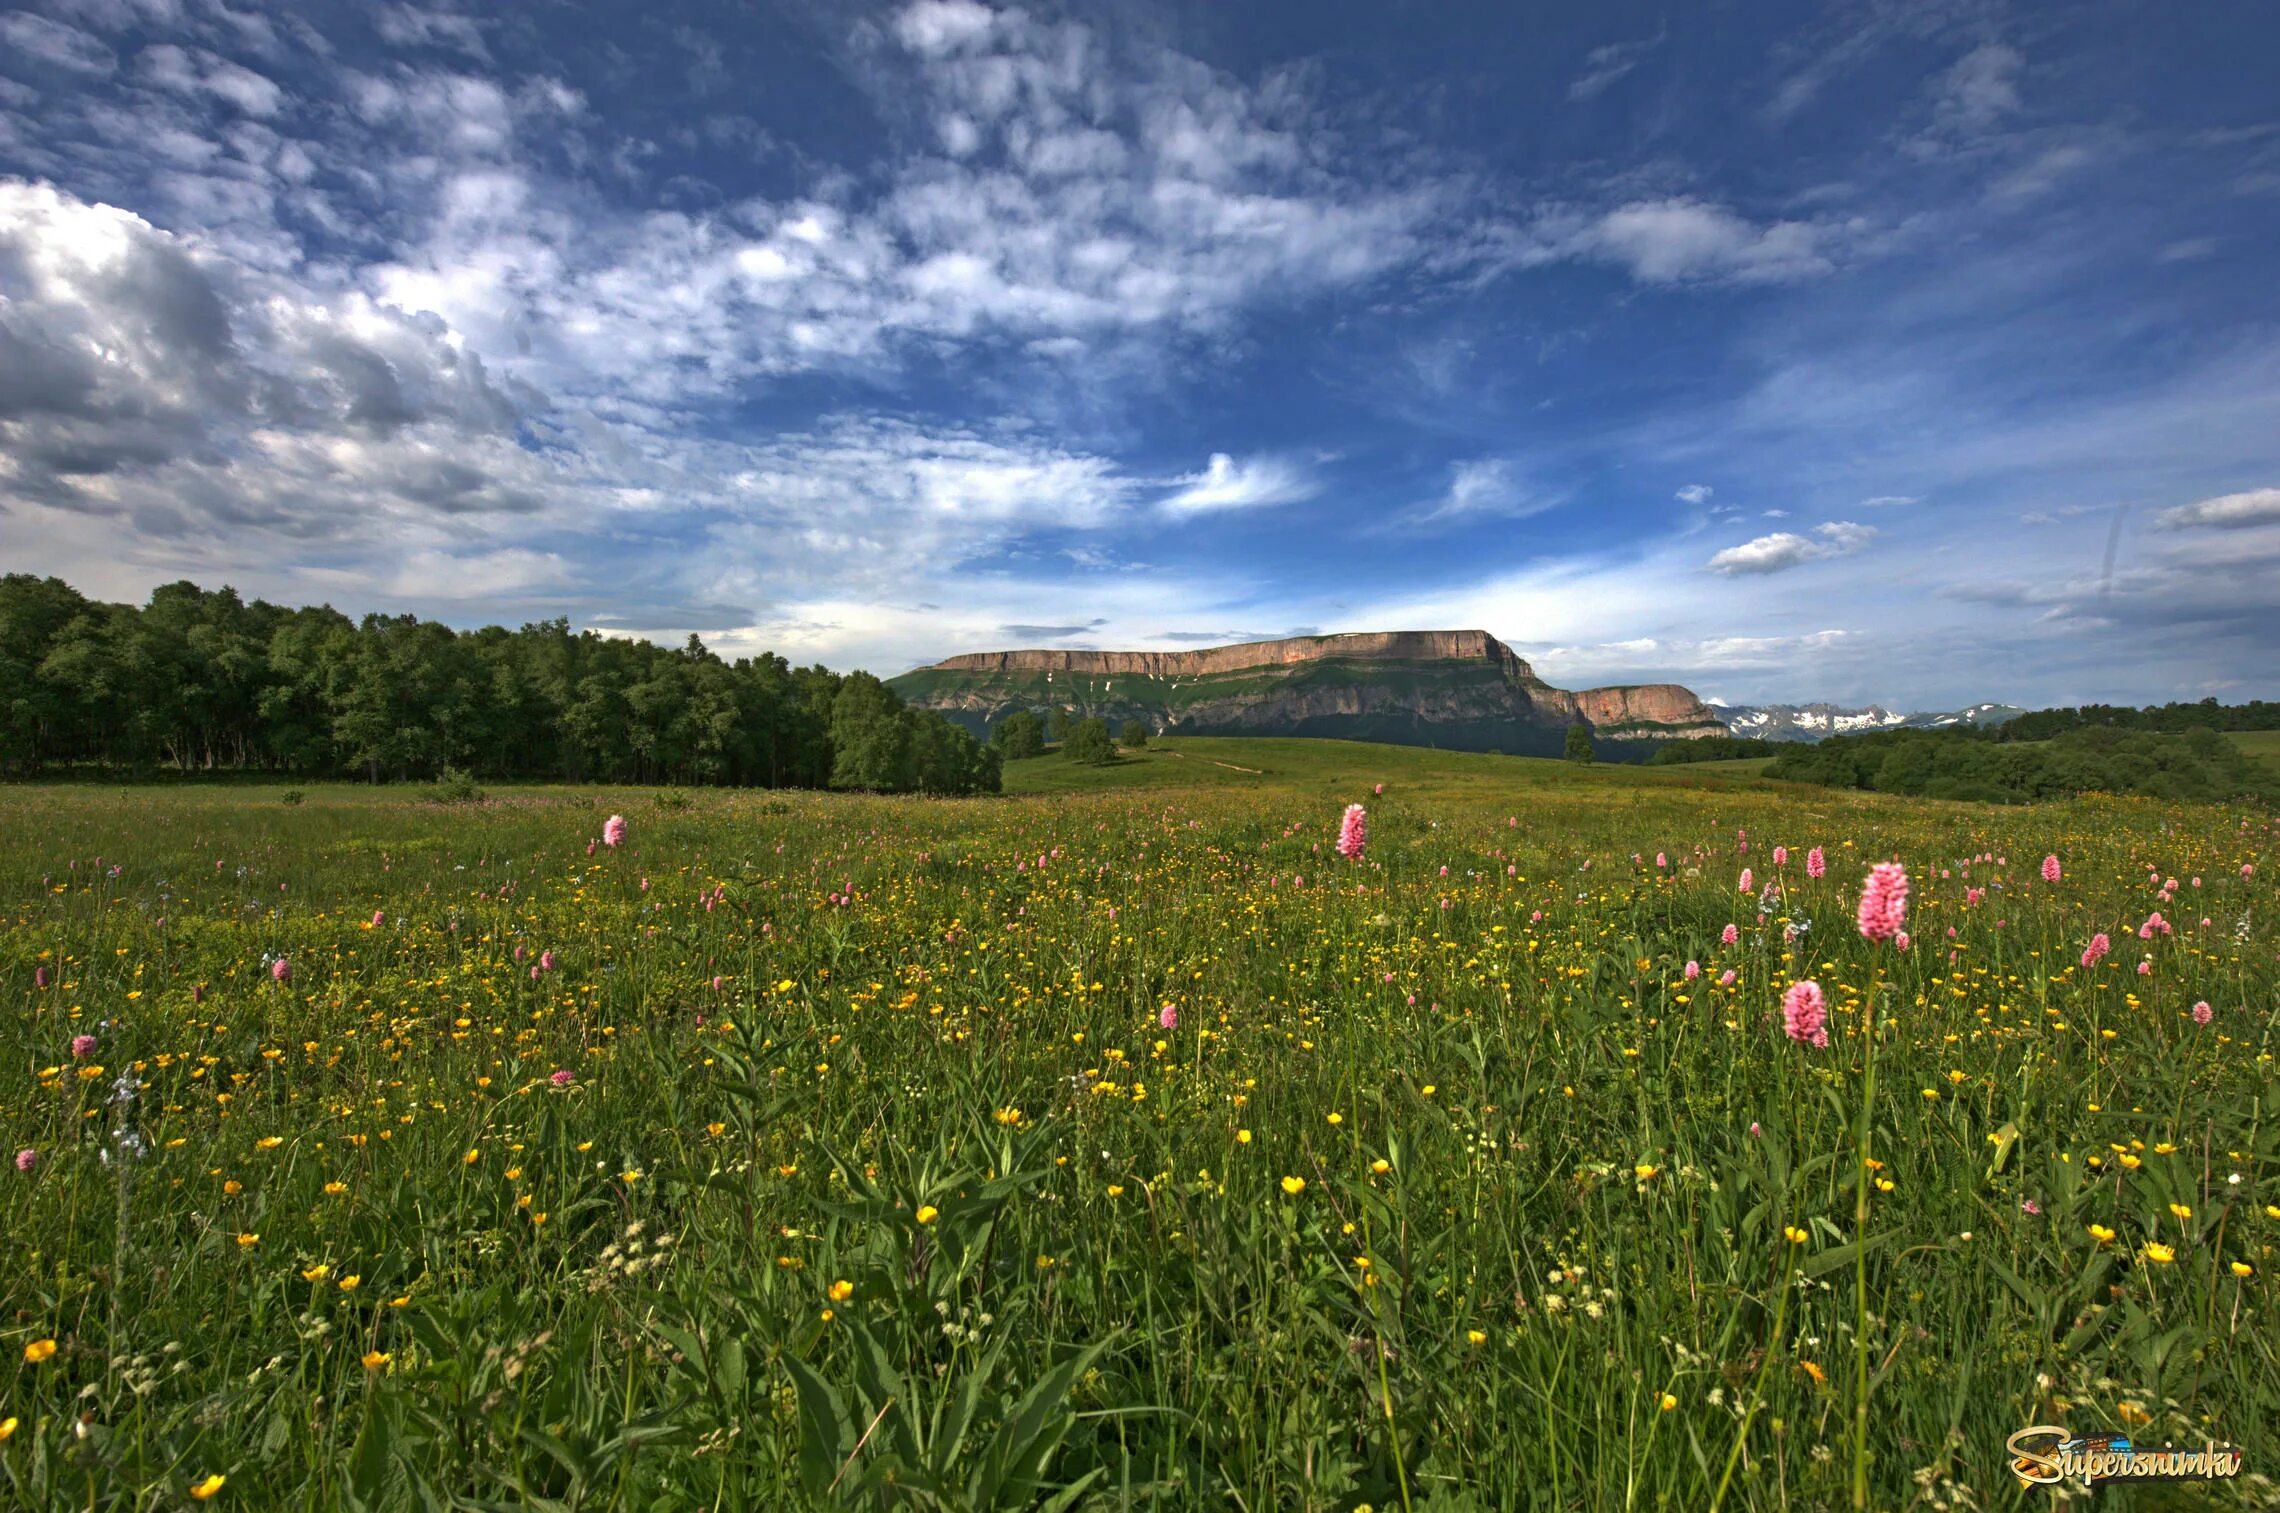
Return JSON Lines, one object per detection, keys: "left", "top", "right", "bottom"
{"left": 1764, "top": 724, "right": 2276, "bottom": 805}
{"left": 1990, "top": 698, "right": 2280, "bottom": 741}
{"left": 1644, "top": 734, "right": 1783, "bottom": 765}
{"left": 0, "top": 575, "right": 999, "bottom": 794}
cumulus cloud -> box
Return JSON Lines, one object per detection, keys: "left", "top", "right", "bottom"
{"left": 1705, "top": 520, "right": 1877, "bottom": 575}
{"left": 894, "top": 0, "right": 997, "bottom": 57}
{"left": 2154, "top": 486, "right": 2280, "bottom": 530}
{"left": 1587, "top": 199, "right": 1834, "bottom": 283}
{"left": 0, "top": 179, "right": 557, "bottom": 538}
{"left": 1675, "top": 483, "right": 1713, "bottom": 504}
{"left": 1160, "top": 452, "right": 1316, "bottom": 515}
{"left": 323, "top": 3, "right": 1449, "bottom": 410}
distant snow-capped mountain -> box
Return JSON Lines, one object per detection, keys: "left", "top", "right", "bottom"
{"left": 1709, "top": 701, "right": 2024, "bottom": 742}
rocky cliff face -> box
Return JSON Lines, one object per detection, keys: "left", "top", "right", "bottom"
{"left": 932, "top": 630, "right": 1533, "bottom": 682}
{"left": 891, "top": 630, "right": 1726, "bottom": 755}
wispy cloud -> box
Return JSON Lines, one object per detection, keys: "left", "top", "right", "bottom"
{"left": 1160, "top": 453, "right": 1317, "bottom": 515}
{"left": 2154, "top": 486, "right": 2280, "bottom": 530}
{"left": 1567, "top": 28, "right": 1664, "bottom": 102}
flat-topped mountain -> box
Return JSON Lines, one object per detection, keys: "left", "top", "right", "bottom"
{"left": 890, "top": 630, "right": 1726, "bottom": 755}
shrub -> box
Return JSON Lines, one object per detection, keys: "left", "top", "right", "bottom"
{"left": 426, "top": 766, "right": 485, "bottom": 804}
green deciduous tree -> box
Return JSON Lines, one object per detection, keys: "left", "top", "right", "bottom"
{"left": 991, "top": 710, "right": 1044, "bottom": 760}
{"left": 1065, "top": 717, "right": 1117, "bottom": 766}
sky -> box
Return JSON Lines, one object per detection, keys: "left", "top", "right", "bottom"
{"left": 2, "top": 0, "right": 2277, "bottom": 710}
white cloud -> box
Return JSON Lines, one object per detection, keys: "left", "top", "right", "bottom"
{"left": 0, "top": 11, "right": 117, "bottom": 74}
{"left": 1439, "top": 459, "right": 1520, "bottom": 514}
{"left": 1675, "top": 483, "right": 1713, "bottom": 504}
{"left": 1859, "top": 494, "right": 1919, "bottom": 507}
{"left": 1705, "top": 520, "right": 1876, "bottom": 575}
{"left": 2153, "top": 486, "right": 2280, "bottom": 530}
{"left": 1590, "top": 199, "right": 1833, "bottom": 283}
{"left": 1160, "top": 452, "right": 1316, "bottom": 515}
{"left": 894, "top": 0, "right": 998, "bottom": 58}
{"left": 373, "top": 5, "right": 492, "bottom": 63}
{"left": 137, "top": 43, "right": 283, "bottom": 116}
{"left": 1384, "top": 458, "right": 1554, "bottom": 530}
{"left": 1926, "top": 43, "right": 2021, "bottom": 140}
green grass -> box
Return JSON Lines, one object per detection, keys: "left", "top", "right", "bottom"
{"left": 1005, "top": 736, "right": 1782, "bottom": 800}
{"left": 1, "top": 755, "right": 2274, "bottom": 1509}
{"left": 2229, "top": 729, "right": 2280, "bottom": 769}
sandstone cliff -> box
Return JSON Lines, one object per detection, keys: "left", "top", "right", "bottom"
{"left": 890, "top": 630, "right": 1726, "bottom": 755}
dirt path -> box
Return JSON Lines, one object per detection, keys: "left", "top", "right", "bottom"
{"left": 1158, "top": 749, "right": 1264, "bottom": 773}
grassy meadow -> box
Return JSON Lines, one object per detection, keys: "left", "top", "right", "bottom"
{"left": 3, "top": 739, "right": 2277, "bottom": 1510}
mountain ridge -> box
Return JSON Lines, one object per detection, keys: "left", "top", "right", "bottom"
{"left": 890, "top": 630, "right": 1728, "bottom": 755}
{"left": 1716, "top": 701, "right": 2025, "bottom": 742}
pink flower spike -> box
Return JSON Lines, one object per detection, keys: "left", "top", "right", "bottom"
{"left": 2081, "top": 933, "right": 2110, "bottom": 968}
{"left": 72, "top": 1034, "right": 96, "bottom": 1057}
{"left": 1782, "top": 980, "right": 1829, "bottom": 1048}
{"left": 1806, "top": 846, "right": 1826, "bottom": 879}
{"left": 1336, "top": 803, "right": 1368, "bottom": 861}
{"left": 1721, "top": 923, "right": 1739, "bottom": 946}
{"left": 1856, "top": 862, "right": 1909, "bottom": 943}
{"left": 1158, "top": 1004, "right": 1177, "bottom": 1029}
{"left": 603, "top": 814, "right": 628, "bottom": 848}
{"left": 271, "top": 958, "right": 291, "bottom": 982}
{"left": 550, "top": 1069, "right": 574, "bottom": 1086}
{"left": 2192, "top": 1000, "right": 2214, "bottom": 1025}
{"left": 15, "top": 1148, "right": 36, "bottom": 1171}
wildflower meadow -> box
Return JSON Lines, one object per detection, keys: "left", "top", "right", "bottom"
{"left": 2, "top": 743, "right": 2276, "bottom": 1509}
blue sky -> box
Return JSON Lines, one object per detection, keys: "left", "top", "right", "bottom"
{"left": 2, "top": 0, "right": 2277, "bottom": 709}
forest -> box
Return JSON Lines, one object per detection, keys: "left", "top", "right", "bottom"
{"left": 1991, "top": 697, "right": 2280, "bottom": 740}
{"left": 0, "top": 575, "right": 1000, "bottom": 794}
{"left": 1764, "top": 723, "right": 2276, "bottom": 804}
